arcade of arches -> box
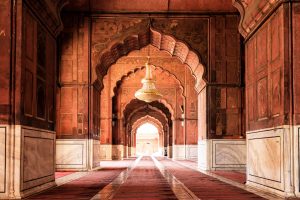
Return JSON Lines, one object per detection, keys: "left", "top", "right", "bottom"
{"left": 1, "top": 0, "right": 300, "bottom": 199}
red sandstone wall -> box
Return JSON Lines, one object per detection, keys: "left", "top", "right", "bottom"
{"left": 100, "top": 75, "right": 112, "bottom": 144}
{"left": 20, "top": 6, "right": 57, "bottom": 130}
{"left": 293, "top": 3, "right": 300, "bottom": 124}
{"left": 57, "top": 14, "right": 91, "bottom": 138}
{"left": 245, "top": 5, "right": 288, "bottom": 131}
{"left": 0, "top": 0, "right": 12, "bottom": 124}
{"left": 207, "top": 15, "right": 243, "bottom": 138}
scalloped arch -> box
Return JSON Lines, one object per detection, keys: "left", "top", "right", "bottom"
{"left": 96, "top": 28, "right": 206, "bottom": 92}
{"left": 123, "top": 99, "right": 173, "bottom": 122}
{"left": 128, "top": 105, "right": 168, "bottom": 125}
{"left": 132, "top": 116, "right": 164, "bottom": 135}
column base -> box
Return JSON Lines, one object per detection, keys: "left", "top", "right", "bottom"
{"left": 172, "top": 145, "right": 186, "bottom": 160}
{"left": 186, "top": 145, "right": 198, "bottom": 161}
{"left": 112, "top": 145, "right": 124, "bottom": 160}
{"left": 99, "top": 144, "right": 113, "bottom": 160}
{"left": 56, "top": 139, "right": 88, "bottom": 171}
{"left": 168, "top": 146, "right": 172, "bottom": 158}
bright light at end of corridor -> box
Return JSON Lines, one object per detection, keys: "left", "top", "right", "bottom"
{"left": 137, "top": 122, "right": 158, "bottom": 136}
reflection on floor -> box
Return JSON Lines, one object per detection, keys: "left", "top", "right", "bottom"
{"left": 27, "top": 156, "right": 278, "bottom": 200}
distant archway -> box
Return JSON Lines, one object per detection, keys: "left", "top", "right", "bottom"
{"left": 136, "top": 122, "right": 160, "bottom": 156}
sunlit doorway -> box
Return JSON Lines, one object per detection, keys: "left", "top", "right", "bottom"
{"left": 136, "top": 123, "right": 159, "bottom": 156}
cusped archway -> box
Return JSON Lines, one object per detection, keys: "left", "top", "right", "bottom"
{"left": 95, "top": 28, "right": 206, "bottom": 92}
{"left": 132, "top": 116, "right": 165, "bottom": 156}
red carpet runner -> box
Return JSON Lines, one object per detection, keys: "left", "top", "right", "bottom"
{"left": 26, "top": 157, "right": 266, "bottom": 200}
{"left": 157, "top": 157, "right": 264, "bottom": 200}
{"left": 112, "top": 156, "right": 177, "bottom": 200}
{"left": 27, "top": 169, "right": 126, "bottom": 200}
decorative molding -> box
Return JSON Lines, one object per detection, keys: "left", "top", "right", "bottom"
{"left": 24, "top": 0, "right": 68, "bottom": 37}
{"left": 0, "top": 127, "right": 6, "bottom": 193}
{"left": 232, "top": 0, "right": 282, "bottom": 39}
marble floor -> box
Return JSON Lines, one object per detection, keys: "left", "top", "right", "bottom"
{"left": 26, "top": 156, "right": 280, "bottom": 200}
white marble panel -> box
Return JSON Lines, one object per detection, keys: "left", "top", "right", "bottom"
{"left": 186, "top": 145, "right": 198, "bottom": 161}
{"left": 99, "top": 144, "right": 112, "bottom": 160}
{"left": 247, "top": 127, "right": 285, "bottom": 192}
{"left": 198, "top": 139, "right": 246, "bottom": 170}
{"left": 56, "top": 139, "right": 87, "bottom": 170}
{"left": 294, "top": 126, "right": 300, "bottom": 198}
{"left": 212, "top": 139, "right": 246, "bottom": 169}
{"left": 93, "top": 140, "right": 101, "bottom": 167}
{"left": 112, "top": 145, "right": 124, "bottom": 160}
{"left": 0, "top": 127, "right": 6, "bottom": 193}
{"left": 198, "top": 140, "right": 211, "bottom": 170}
{"left": 21, "top": 127, "right": 55, "bottom": 191}
{"left": 172, "top": 145, "right": 185, "bottom": 160}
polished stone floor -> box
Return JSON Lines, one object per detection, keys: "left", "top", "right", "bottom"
{"left": 27, "top": 156, "right": 276, "bottom": 200}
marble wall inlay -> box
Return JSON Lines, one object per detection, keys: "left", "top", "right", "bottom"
{"left": 56, "top": 139, "right": 88, "bottom": 170}
{"left": 186, "top": 145, "right": 198, "bottom": 161}
{"left": 247, "top": 127, "right": 285, "bottom": 192}
{"left": 0, "top": 127, "right": 6, "bottom": 193}
{"left": 21, "top": 127, "right": 55, "bottom": 191}
{"left": 198, "top": 139, "right": 246, "bottom": 170}
{"left": 173, "top": 145, "right": 186, "bottom": 160}
{"left": 212, "top": 140, "right": 246, "bottom": 168}
{"left": 99, "top": 144, "right": 112, "bottom": 160}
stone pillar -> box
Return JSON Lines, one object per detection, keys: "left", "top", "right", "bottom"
{"left": 112, "top": 118, "right": 124, "bottom": 160}
{"left": 56, "top": 13, "right": 93, "bottom": 170}
{"left": 168, "top": 125, "right": 172, "bottom": 158}
{"left": 172, "top": 119, "right": 186, "bottom": 159}
{"left": 197, "top": 86, "right": 209, "bottom": 169}
{"left": 196, "top": 14, "right": 245, "bottom": 171}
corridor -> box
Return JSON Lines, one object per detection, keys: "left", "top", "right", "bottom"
{"left": 27, "top": 157, "right": 268, "bottom": 200}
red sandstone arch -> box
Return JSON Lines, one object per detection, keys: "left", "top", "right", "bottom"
{"left": 124, "top": 98, "right": 174, "bottom": 121}
{"left": 131, "top": 116, "right": 165, "bottom": 153}
{"left": 128, "top": 105, "right": 169, "bottom": 126}
{"left": 95, "top": 28, "right": 206, "bottom": 92}
{"left": 123, "top": 99, "right": 173, "bottom": 123}
{"left": 132, "top": 116, "right": 163, "bottom": 134}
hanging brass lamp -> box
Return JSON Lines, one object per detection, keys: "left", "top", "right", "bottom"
{"left": 135, "top": 57, "right": 163, "bottom": 103}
